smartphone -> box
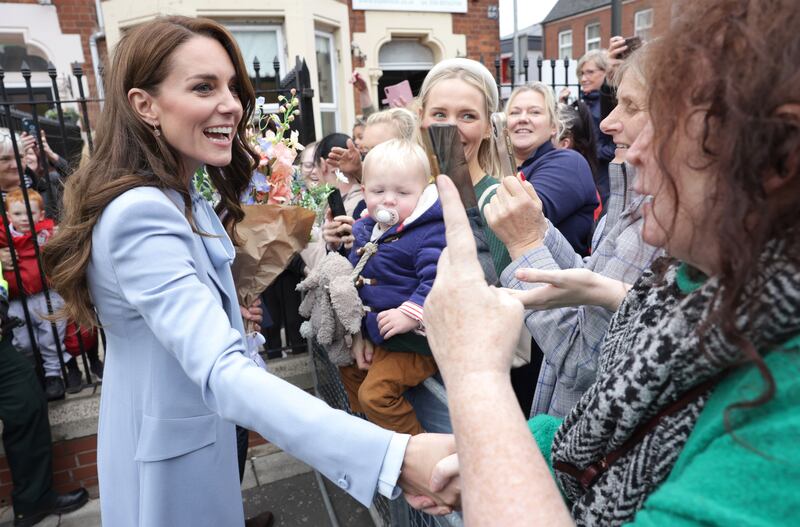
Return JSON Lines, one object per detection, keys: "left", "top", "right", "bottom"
{"left": 382, "top": 80, "right": 413, "bottom": 107}
{"left": 619, "top": 36, "right": 643, "bottom": 60}
{"left": 425, "top": 124, "right": 477, "bottom": 208}
{"left": 490, "top": 112, "right": 517, "bottom": 179}
{"left": 327, "top": 188, "right": 347, "bottom": 218}
{"left": 21, "top": 118, "right": 37, "bottom": 137}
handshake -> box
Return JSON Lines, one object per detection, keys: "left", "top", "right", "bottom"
{"left": 397, "top": 433, "right": 461, "bottom": 515}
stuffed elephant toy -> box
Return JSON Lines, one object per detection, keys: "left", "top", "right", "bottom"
{"left": 297, "top": 252, "right": 365, "bottom": 366}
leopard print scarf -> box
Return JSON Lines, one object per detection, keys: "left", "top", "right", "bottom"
{"left": 551, "top": 242, "right": 800, "bottom": 526}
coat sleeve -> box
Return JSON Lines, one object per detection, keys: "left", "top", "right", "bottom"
{"left": 99, "top": 192, "right": 395, "bottom": 507}
{"left": 529, "top": 153, "right": 596, "bottom": 226}
{"left": 408, "top": 222, "right": 447, "bottom": 309}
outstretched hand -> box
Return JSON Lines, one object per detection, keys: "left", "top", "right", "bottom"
{"left": 507, "top": 267, "right": 632, "bottom": 312}
{"left": 327, "top": 139, "right": 363, "bottom": 180}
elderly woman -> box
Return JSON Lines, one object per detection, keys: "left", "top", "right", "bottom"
{"left": 484, "top": 48, "right": 662, "bottom": 418}
{"left": 417, "top": 0, "right": 800, "bottom": 524}
{"left": 577, "top": 49, "right": 616, "bottom": 209}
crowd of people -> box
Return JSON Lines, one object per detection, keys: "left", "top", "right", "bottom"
{"left": 0, "top": 0, "right": 796, "bottom": 525}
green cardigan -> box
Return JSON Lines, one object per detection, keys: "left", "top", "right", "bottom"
{"left": 474, "top": 175, "right": 512, "bottom": 275}
{"left": 529, "top": 337, "right": 800, "bottom": 525}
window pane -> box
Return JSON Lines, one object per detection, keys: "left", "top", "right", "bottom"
{"left": 320, "top": 110, "right": 337, "bottom": 136}
{"left": 586, "top": 24, "right": 600, "bottom": 40}
{"left": 229, "top": 29, "right": 279, "bottom": 78}
{"left": 315, "top": 35, "right": 335, "bottom": 104}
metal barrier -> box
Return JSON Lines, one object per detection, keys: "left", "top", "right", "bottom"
{"left": 308, "top": 338, "right": 462, "bottom": 527}
{"left": 0, "top": 55, "right": 315, "bottom": 399}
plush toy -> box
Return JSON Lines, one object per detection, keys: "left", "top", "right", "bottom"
{"left": 297, "top": 251, "right": 365, "bottom": 366}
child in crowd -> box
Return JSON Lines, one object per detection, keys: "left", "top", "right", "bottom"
{"left": 338, "top": 139, "right": 445, "bottom": 435}
{"left": 2, "top": 189, "right": 74, "bottom": 400}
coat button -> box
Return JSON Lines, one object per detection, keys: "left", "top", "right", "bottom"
{"left": 356, "top": 247, "right": 365, "bottom": 256}
{"left": 355, "top": 277, "right": 364, "bottom": 287}
{"left": 337, "top": 476, "right": 350, "bottom": 490}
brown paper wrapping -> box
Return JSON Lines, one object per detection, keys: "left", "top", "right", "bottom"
{"left": 231, "top": 204, "right": 316, "bottom": 310}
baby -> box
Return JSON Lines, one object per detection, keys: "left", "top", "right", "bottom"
{"left": 338, "top": 139, "right": 445, "bottom": 435}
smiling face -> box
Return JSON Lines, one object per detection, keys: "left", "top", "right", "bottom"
{"left": 420, "top": 78, "right": 490, "bottom": 171}
{"left": 628, "top": 118, "right": 721, "bottom": 273}
{"left": 507, "top": 89, "right": 556, "bottom": 161}
{"left": 579, "top": 60, "right": 606, "bottom": 94}
{"left": 300, "top": 143, "right": 320, "bottom": 186}
{"left": 600, "top": 74, "right": 648, "bottom": 154}
{"left": 143, "top": 35, "right": 243, "bottom": 176}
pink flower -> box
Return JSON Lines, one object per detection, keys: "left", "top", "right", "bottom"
{"left": 271, "top": 142, "right": 296, "bottom": 167}
{"left": 268, "top": 181, "right": 292, "bottom": 204}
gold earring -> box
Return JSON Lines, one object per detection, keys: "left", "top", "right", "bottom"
{"left": 151, "top": 122, "right": 161, "bottom": 137}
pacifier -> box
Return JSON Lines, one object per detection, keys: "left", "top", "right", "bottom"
{"left": 374, "top": 207, "right": 399, "bottom": 226}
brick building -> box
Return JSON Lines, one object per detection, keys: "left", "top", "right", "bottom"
{"left": 3, "top": 1, "right": 499, "bottom": 136}
{"left": 348, "top": 0, "right": 500, "bottom": 117}
{"left": 541, "top": 0, "right": 672, "bottom": 59}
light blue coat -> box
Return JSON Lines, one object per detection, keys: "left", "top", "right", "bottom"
{"left": 88, "top": 187, "right": 394, "bottom": 526}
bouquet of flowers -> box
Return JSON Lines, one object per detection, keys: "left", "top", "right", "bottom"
{"left": 193, "top": 90, "right": 331, "bottom": 341}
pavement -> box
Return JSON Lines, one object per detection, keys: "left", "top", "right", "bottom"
{"left": 0, "top": 466, "right": 375, "bottom": 527}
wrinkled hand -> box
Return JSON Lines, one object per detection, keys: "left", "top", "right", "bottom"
{"left": 349, "top": 331, "right": 374, "bottom": 370}
{"left": 506, "top": 267, "right": 632, "bottom": 312}
{"left": 400, "top": 433, "right": 460, "bottom": 515}
{"left": 558, "top": 87, "right": 571, "bottom": 104}
{"left": 327, "top": 139, "right": 362, "bottom": 176}
{"left": 322, "top": 212, "right": 355, "bottom": 249}
{"left": 429, "top": 453, "right": 460, "bottom": 495}
{"left": 377, "top": 308, "right": 418, "bottom": 339}
{"left": 239, "top": 298, "right": 263, "bottom": 333}
{"left": 424, "top": 175, "right": 524, "bottom": 381}
{"left": 484, "top": 176, "right": 548, "bottom": 260}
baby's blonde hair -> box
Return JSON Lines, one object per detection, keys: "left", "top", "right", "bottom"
{"left": 365, "top": 108, "right": 421, "bottom": 145}
{"left": 362, "top": 138, "right": 431, "bottom": 186}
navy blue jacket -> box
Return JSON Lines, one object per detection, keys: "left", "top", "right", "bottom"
{"left": 519, "top": 142, "right": 599, "bottom": 256}
{"left": 349, "top": 189, "right": 445, "bottom": 348}
{"left": 584, "top": 90, "right": 616, "bottom": 209}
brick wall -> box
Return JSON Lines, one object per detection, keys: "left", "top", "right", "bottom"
{"left": 6, "top": 0, "right": 108, "bottom": 123}
{"left": 0, "top": 431, "right": 270, "bottom": 506}
{"left": 452, "top": 0, "right": 501, "bottom": 70}
{"left": 542, "top": 0, "right": 671, "bottom": 59}
{"left": 0, "top": 435, "right": 99, "bottom": 507}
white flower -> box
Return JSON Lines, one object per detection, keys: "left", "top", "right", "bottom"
{"left": 289, "top": 130, "right": 304, "bottom": 150}
{"left": 335, "top": 169, "right": 349, "bottom": 184}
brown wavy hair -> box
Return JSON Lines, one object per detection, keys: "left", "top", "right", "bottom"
{"left": 645, "top": 0, "right": 800, "bottom": 406}
{"left": 42, "top": 16, "right": 259, "bottom": 328}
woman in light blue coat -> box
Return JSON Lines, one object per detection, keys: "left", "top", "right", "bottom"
{"left": 42, "top": 17, "right": 456, "bottom": 526}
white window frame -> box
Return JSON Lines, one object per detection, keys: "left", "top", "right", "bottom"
{"left": 585, "top": 23, "right": 601, "bottom": 52}
{"left": 226, "top": 24, "right": 285, "bottom": 112}
{"left": 315, "top": 30, "right": 340, "bottom": 136}
{"left": 558, "top": 30, "right": 573, "bottom": 60}
{"left": 634, "top": 9, "right": 654, "bottom": 41}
